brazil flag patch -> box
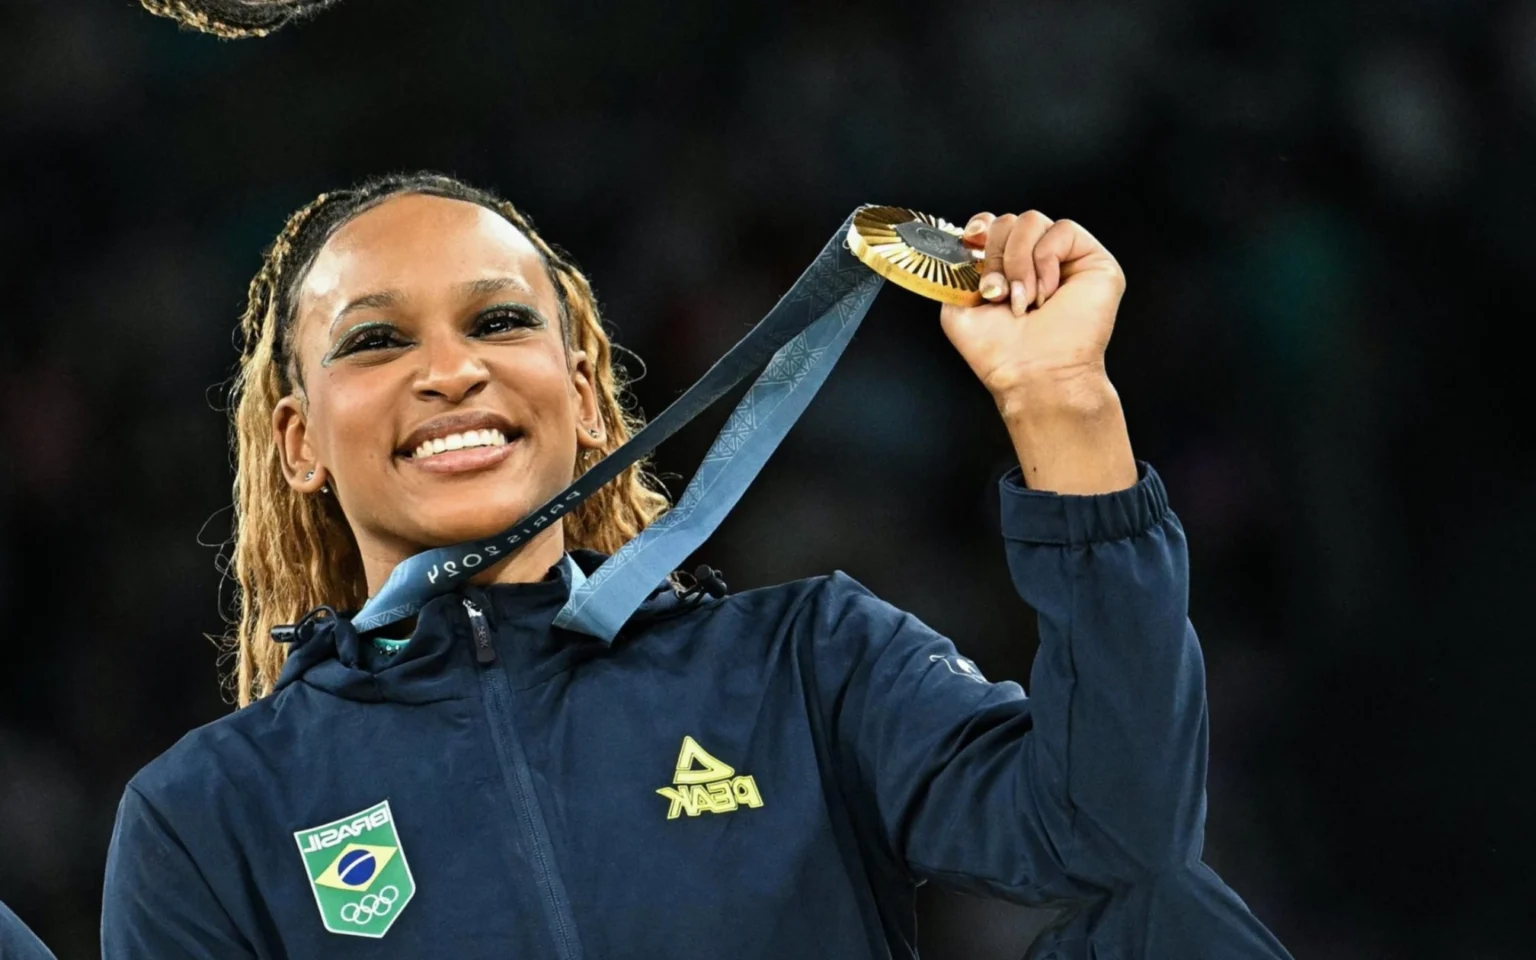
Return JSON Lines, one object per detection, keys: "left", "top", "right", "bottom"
{"left": 294, "top": 800, "right": 415, "bottom": 937}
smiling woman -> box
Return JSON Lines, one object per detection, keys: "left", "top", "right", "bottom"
{"left": 100, "top": 172, "right": 1292, "bottom": 959}
{"left": 226, "top": 173, "right": 667, "bottom": 705}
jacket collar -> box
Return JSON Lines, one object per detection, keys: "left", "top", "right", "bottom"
{"left": 274, "top": 550, "right": 683, "bottom": 704}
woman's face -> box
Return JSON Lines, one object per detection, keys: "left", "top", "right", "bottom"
{"left": 274, "top": 193, "right": 604, "bottom": 571}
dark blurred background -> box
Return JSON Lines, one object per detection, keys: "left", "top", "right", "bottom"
{"left": 2, "top": 0, "right": 1533, "bottom": 956}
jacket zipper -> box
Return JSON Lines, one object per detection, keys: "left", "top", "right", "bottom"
{"left": 463, "top": 597, "right": 583, "bottom": 960}
{"left": 466, "top": 596, "right": 497, "bottom": 664}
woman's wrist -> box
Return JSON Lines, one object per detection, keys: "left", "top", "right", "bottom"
{"left": 995, "top": 372, "right": 1139, "bottom": 495}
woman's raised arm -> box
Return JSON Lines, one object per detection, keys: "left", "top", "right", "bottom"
{"left": 803, "top": 211, "right": 1293, "bottom": 956}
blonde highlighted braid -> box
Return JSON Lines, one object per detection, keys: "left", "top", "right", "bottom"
{"left": 227, "top": 173, "right": 670, "bottom": 706}
{"left": 138, "top": 0, "right": 339, "bottom": 39}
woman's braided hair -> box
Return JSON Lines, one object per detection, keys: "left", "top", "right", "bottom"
{"left": 138, "top": 0, "right": 339, "bottom": 38}
{"left": 228, "top": 172, "right": 669, "bottom": 706}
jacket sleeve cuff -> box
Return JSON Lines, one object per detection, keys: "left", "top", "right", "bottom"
{"left": 999, "top": 461, "right": 1170, "bottom": 546}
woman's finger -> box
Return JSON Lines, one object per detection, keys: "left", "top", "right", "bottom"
{"left": 961, "top": 212, "right": 995, "bottom": 248}
{"left": 979, "top": 213, "right": 1017, "bottom": 301}
{"left": 1001, "top": 210, "right": 1055, "bottom": 316}
{"left": 1032, "top": 219, "right": 1108, "bottom": 308}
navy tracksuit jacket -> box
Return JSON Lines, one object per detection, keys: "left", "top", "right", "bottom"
{"left": 0, "top": 901, "right": 55, "bottom": 960}
{"left": 102, "top": 465, "right": 1293, "bottom": 958}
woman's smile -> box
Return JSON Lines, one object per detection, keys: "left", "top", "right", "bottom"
{"left": 397, "top": 410, "right": 524, "bottom": 476}
{"left": 403, "top": 435, "right": 520, "bottom": 476}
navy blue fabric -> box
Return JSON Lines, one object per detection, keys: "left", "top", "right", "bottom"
{"left": 102, "top": 465, "right": 1292, "bottom": 959}
{"left": 0, "top": 901, "right": 55, "bottom": 960}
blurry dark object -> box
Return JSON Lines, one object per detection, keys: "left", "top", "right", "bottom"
{"left": 138, "top": 0, "right": 342, "bottom": 38}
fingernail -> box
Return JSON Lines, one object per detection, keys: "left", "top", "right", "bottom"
{"left": 964, "top": 220, "right": 986, "bottom": 236}
{"left": 1010, "top": 280, "right": 1027, "bottom": 316}
{"left": 980, "top": 276, "right": 1006, "bottom": 300}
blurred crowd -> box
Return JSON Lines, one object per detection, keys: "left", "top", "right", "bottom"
{"left": 1, "top": 0, "right": 1533, "bottom": 956}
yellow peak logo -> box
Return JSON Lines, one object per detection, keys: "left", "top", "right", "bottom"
{"left": 656, "top": 736, "right": 764, "bottom": 820}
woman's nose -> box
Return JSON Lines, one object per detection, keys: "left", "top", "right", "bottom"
{"left": 412, "top": 331, "right": 490, "bottom": 402}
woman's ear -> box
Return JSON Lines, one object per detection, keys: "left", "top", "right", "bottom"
{"left": 569, "top": 350, "right": 606, "bottom": 451}
{"left": 273, "top": 395, "right": 329, "bottom": 493}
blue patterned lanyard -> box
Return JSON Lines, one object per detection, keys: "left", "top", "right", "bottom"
{"left": 350, "top": 212, "right": 885, "bottom": 638}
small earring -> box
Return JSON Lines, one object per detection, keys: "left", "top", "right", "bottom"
{"left": 304, "top": 470, "right": 315, "bottom": 481}
{"left": 587, "top": 428, "right": 600, "bottom": 438}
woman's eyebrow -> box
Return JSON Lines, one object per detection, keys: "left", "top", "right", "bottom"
{"left": 457, "top": 276, "right": 535, "bottom": 298}
{"left": 330, "top": 290, "right": 404, "bottom": 332}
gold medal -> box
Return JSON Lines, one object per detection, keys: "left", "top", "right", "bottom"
{"left": 846, "top": 205, "right": 984, "bottom": 306}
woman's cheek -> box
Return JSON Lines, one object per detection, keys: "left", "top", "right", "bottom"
{"left": 314, "top": 369, "right": 397, "bottom": 482}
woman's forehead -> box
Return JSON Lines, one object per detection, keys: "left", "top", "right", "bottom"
{"left": 299, "top": 193, "right": 550, "bottom": 315}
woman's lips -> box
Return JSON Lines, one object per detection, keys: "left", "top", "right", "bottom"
{"left": 401, "top": 439, "right": 518, "bottom": 475}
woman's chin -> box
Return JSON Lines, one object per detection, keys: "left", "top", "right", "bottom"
{"left": 412, "top": 501, "right": 541, "bottom": 547}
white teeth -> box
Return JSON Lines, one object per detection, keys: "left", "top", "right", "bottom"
{"left": 410, "top": 428, "right": 510, "bottom": 459}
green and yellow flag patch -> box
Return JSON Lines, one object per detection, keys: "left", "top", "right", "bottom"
{"left": 294, "top": 800, "right": 415, "bottom": 937}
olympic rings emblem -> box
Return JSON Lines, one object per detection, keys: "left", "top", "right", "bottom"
{"left": 340, "top": 885, "right": 400, "bottom": 924}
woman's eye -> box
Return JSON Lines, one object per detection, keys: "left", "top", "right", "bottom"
{"left": 324, "top": 322, "right": 408, "bottom": 364}
{"left": 473, "top": 305, "right": 543, "bottom": 337}
{"left": 349, "top": 328, "right": 404, "bottom": 351}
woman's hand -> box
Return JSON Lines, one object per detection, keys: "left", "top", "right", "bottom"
{"left": 940, "top": 211, "right": 1125, "bottom": 404}
{"left": 940, "top": 210, "right": 1138, "bottom": 494}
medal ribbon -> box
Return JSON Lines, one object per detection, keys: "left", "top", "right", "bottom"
{"left": 350, "top": 211, "right": 885, "bottom": 637}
